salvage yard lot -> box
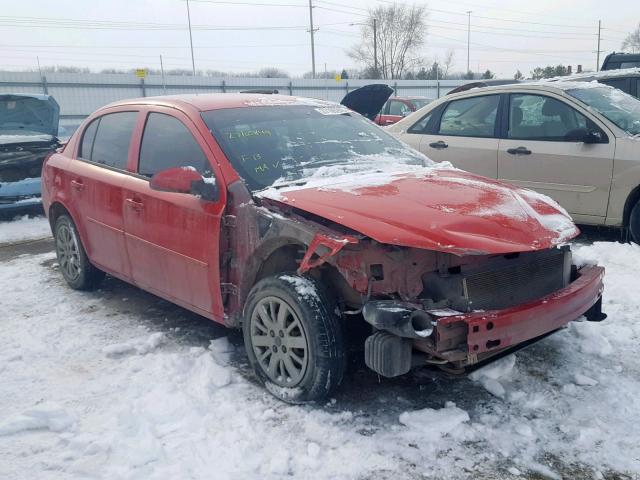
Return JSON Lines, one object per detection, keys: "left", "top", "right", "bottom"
{"left": 0, "top": 226, "right": 638, "bottom": 479}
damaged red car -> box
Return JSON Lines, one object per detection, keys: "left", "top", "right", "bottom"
{"left": 41, "top": 94, "right": 606, "bottom": 403}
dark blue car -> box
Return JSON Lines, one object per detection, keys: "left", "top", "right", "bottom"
{"left": 0, "top": 93, "right": 60, "bottom": 217}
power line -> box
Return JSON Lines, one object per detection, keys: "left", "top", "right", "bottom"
{"left": 371, "top": 0, "right": 596, "bottom": 29}
{"left": 188, "top": 0, "right": 306, "bottom": 6}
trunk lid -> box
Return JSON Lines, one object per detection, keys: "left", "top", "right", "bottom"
{"left": 341, "top": 84, "right": 394, "bottom": 121}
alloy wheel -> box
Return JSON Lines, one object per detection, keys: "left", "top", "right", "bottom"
{"left": 56, "top": 223, "right": 82, "bottom": 281}
{"left": 250, "top": 296, "right": 309, "bottom": 387}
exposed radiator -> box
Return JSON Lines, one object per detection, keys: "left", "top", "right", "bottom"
{"left": 464, "top": 250, "right": 567, "bottom": 311}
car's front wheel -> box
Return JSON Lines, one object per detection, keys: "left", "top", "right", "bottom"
{"left": 54, "top": 214, "right": 104, "bottom": 290}
{"left": 243, "top": 274, "right": 345, "bottom": 403}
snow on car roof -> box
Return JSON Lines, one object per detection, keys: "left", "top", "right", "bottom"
{"left": 548, "top": 67, "right": 640, "bottom": 82}
{"left": 103, "top": 93, "right": 337, "bottom": 112}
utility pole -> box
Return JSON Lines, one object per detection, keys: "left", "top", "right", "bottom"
{"left": 308, "top": 0, "right": 316, "bottom": 78}
{"left": 373, "top": 18, "right": 378, "bottom": 77}
{"left": 160, "top": 55, "right": 167, "bottom": 95}
{"left": 466, "top": 11, "right": 472, "bottom": 74}
{"left": 596, "top": 20, "right": 602, "bottom": 71}
{"left": 186, "top": 0, "right": 196, "bottom": 76}
{"left": 36, "top": 56, "right": 42, "bottom": 77}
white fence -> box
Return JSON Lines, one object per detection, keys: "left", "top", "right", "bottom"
{"left": 0, "top": 71, "right": 470, "bottom": 124}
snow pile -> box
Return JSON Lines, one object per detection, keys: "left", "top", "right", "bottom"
{"left": 2, "top": 240, "right": 640, "bottom": 478}
{"left": 0, "top": 404, "right": 74, "bottom": 436}
{"left": 102, "top": 332, "right": 167, "bottom": 356}
{"left": 0, "top": 215, "right": 50, "bottom": 244}
{"left": 399, "top": 401, "right": 470, "bottom": 441}
{"left": 469, "top": 354, "right": 516, "bottom": 398}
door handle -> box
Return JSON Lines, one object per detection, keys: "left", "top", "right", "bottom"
{"left": 70, "top": 179, "right": 84, "bottom": 191}
{"left": 125, "top": 198, "right": 144, "bottom": 212}
{"left": 507, "top": 146, "right": 532, "bottom": 155}
{"left": 429, "top": 140, "right": 448, "bottom": 149}
{"left": 383, "top": 119, "right": 395, "bottom": 124}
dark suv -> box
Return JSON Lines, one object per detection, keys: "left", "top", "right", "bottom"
{"left": 602, "top": 52, "right": 640, "bottom": 71}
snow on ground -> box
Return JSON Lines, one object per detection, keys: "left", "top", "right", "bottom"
{"left": 0, "top": 215, "right": 51, "bottom": 244}
{"left": 1, "top": 241, "right": 640, "bottom": 479}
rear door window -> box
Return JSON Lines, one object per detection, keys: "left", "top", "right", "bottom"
{"left": 87, "top": 112, "right": 137, "bottom": 169}
{"left": 438, "top": 95, "right": 500, "bottom": 137}
{"left": 138, "top": 112, "right": 210, "bottom": 177}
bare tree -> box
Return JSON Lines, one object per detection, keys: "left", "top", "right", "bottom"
{"left": 441, "top": 49, "right": 455, "bottom": 78}
{"left": 257, "top": 67, "right": 290, "bottom": 78}
{"left": 622, "top": 24, "right": 640, "bottom": 53}
{"left": 348, "top": 3, "right": 428, "bottom": 80}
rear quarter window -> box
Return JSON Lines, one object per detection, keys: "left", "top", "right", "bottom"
{"left": 79, "top": 118, "right": 99, "bottom": 159}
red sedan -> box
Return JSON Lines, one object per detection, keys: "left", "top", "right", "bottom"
{"left": 375, "top": 96, "right": 431, "bottom": 126}
{"left": 41, "top": 93, "right": 605, "bottom": 403}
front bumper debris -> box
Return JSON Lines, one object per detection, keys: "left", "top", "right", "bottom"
{"left": 363, "top": 265, "right": 605, "bottom": 376}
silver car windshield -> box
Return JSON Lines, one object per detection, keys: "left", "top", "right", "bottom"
{"left": 566, "top": 86, "right": 640, "bottom": 136}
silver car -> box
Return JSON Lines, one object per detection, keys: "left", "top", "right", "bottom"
{"left": 388, "top": 82, "right": 640, "bottom": 242}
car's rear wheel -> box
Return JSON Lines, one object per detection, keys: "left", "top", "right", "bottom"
{"left": 54, "top": 214, "right": 104, "bottom": 290}
{"left": 243, "top": 274, "right": 345, "bottom": 403}
{"left": 630, "top": 201, "right": 640, "bottom": 244}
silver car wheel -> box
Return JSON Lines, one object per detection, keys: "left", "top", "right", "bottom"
{"left": 250, "top": 296, "right": 309, "bottom": 387}
{"left": 56, "top": 223, "right": 81, "bottom": 281}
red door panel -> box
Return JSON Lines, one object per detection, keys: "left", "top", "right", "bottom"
{"left": 69, "top": 161, "right": 130, "bottom": 278}
{"left": 122, "top": 177, "right": 223, "bottom": 316}
{"left": 121, "top": 107, "right": 226, "bottom": 320}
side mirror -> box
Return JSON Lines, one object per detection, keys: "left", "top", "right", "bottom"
{"left": 564, "top": 128, "right": 604, "bottom": 144}
{"left": 150, "top": 167, "right": 219, "bottom": 201}
{"left": 583, "top": 130, "right": 604, "bottom": 144}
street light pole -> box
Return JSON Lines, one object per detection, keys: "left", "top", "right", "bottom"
{"left": 186, "top": 0, "right": 196, "bottom": 76}
{"left": 466, "top": 11, "right": 471, "bottom": 74}
{"left": 308, "top": 0, "right": 316, "bottom": 78}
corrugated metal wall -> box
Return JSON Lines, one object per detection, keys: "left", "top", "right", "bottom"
{"left": 0, "top": 71, "right": 469, "bottom": 121}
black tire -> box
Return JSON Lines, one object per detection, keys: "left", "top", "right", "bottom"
{"left": 54, "top": 214, "right": 105, "bottom": 290}
{"left": 242, "top": 273, "right": 346, "bottom": 403}
{"left": 630, "top": 201, "right": 640, "bottom": 245}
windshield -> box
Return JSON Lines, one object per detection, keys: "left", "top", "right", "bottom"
{"left": 566, "top": 86, "right": 640, "bottom": 135}
{"left": 202, "top": 105, "right": 430, "bottom": 192}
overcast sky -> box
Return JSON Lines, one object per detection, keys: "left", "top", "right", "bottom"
{"left": 1, "top": 0, "right": 637, "bottom": 78}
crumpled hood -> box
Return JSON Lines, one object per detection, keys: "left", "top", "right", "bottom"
{"left": 259, "top": 168, "right": 579, "bottom": 255}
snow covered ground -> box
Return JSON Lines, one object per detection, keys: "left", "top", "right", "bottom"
{"left": 1, "top": 239, "right": 639, "bottom": 479}
{"left": 0, "top": 215, "right": 51, "bottom": 244}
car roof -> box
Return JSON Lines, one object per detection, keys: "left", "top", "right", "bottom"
{"left": 551, "top": 67, "right": 640, "bottom": 82}
{"left": 440, "top": 81, "right": 591, "bottom": 100}
{"left": 101, "top": 93, "right": 338, "bottom": 112}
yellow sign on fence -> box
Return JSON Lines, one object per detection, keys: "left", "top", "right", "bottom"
{"left": 135, "top": 69, "right": 147, "bottom": 78}
{"left": 334, "top": 73, "right": 342, "bottom": 82}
